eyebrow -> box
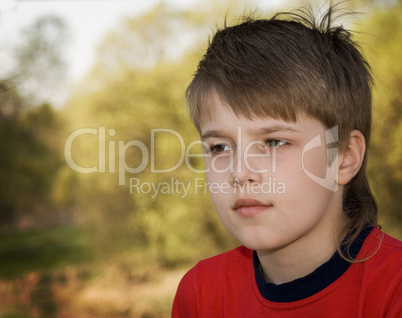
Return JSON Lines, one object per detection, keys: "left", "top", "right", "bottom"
{"left": 201, "top": 130, "right": 227, "bottom": 141}
{"left": 201, "top": 125, "right": 300, "bottom": 140}
{"left": 253, "top": 125, "right": 301, "bottom": 135}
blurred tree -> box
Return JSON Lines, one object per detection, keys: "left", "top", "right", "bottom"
{"left": 0, "top": 78, "right": 26, "bottom": 116}
{"left": 10, "top": 15, "right": 69, "bottom": 105}
{"left": 356, "top": 1, "right": 402, "bottom": 235}
{"left": 0, "top": 15, "right": 69, "bottom": 228}
{"left": 61, "top": 1, "right": 255, "bottom": 267}
{"left": 0, "top": 103, "right": 61, "bottom": 225}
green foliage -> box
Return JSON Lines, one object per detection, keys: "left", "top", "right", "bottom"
{"left": 0, "top": 15, "right": 69, "bottom": 227}
{"left": 11, "top": 15, "right": 70, "bottom": 104}
{"left": 357, "top": 2, "right": 402, "bottom": 234}
{"left": 0, "top": 80, "right": 26, "bottom": 115}
{"left": 0, "top": 226, "right": 92, "bottom": 279}
{"left": 0, "top": 103, "right": 61, "bottom": 224}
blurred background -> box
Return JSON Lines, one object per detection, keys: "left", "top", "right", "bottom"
{"left": 0, "top": 0, "right": 401, "bottom": 317}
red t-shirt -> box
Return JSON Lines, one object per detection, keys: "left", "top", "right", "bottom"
{"left": 172, "top": 227, "right": 402, "bottom": 317}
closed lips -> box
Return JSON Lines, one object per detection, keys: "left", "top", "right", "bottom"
{"left": 232, "top": 198, "right": 272, "bottom": 210}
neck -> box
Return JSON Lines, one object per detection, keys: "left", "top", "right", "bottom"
{"left": 257, "top": 217, "right": 347, "bottom": 285}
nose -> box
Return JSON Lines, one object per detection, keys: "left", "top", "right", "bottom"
{"left": 230, "top": 144, "right": 266, "bottom": 186}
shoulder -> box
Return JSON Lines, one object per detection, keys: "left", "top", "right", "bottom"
{"left": 172, "top": 246, "right": 254, "bottom": 316}
{"left": 365, "top": 227, "right": 402, "bottom": 262}
{"left": 380, "top": 229, "right": 402, "bottom": 251}
{"left": 374, "top": 228, "right": 402, "bottom": 314}
{"left": 374, "top": 228, "right": 402, "bottom": 278}
{"left": 197, "top": 245, "right": 252, "bottom": 273}
{"left": 360, "top": 228, "right": 402, "bottom": 313}
{"left": 361, "top": 227, "right": 402, "bottom": 275}
{"left": 180, "top": 245, "right": 253, "bottom": 287}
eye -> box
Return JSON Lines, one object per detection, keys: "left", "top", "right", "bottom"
{"left": 265, "top": 139, "right": 287, "bottom": 148}
{"left": 209, "top": 143, "right": 232, "bottom": 154}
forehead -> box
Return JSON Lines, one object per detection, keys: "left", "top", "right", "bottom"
{"left": 199, "top": 92, "right": 325, "bottom": 138}
{"left": 195, "top": 88, "right": 302, "bottom": 132}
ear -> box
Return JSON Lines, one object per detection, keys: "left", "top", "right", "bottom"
{"left": 337, "top": 130, "right": 366, "bottom": 186}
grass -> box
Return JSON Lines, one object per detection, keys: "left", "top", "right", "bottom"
{"left": 0, "top": 225, "right": 93, "bottom": 279}
{"left": 0, "top": 225, "right": 188, "bottom": 317}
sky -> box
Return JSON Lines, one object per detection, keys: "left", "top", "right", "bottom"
{"left": 0, "top": 0, "right": 184, "bottom": 80}
{"left": 0, "top": 0, "right": 286, "bottom": 105}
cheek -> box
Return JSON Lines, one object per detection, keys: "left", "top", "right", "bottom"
{"left": 302, "top": 145, "right": 328, "bottom": 179}
{"left": 206, "top": 170, "right": 229, "bottom": 187}
{"left": 279, "top": 151, "right": 334, "bottom": 206}
{"left": 205, "top": 160, "right": 232, "bottom": 208}
{"left": 272, "top": 149, "right": 303, "bottom": 179}
{"left": 273, "top": 147, "right": 327, "bottom": 196}
{"left": 205, "top": 156, "right": 233, "bottom": 180}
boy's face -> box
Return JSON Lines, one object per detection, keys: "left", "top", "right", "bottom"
{"left": 200, "top": 93, "right": 344, "bottom": 252}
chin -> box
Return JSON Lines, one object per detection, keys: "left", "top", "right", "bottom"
{"left": 235, "top": 230, "right": 292, "bottom": 252}
{"left": 235, "top": 235, "right": 278, "bottom": 252}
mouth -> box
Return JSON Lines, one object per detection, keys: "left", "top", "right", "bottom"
{"left": 232, "top": 198, "right": 272, "bottom": 218}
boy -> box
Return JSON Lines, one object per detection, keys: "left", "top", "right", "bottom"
{"left": 172, "top": 3, "right": 402, "bottom": 317}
